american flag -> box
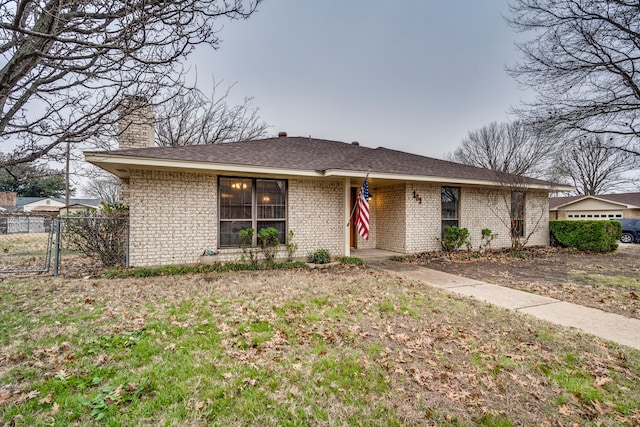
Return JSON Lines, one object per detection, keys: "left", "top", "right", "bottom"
{"left": 354, "top": 176, "right": 370, "bottom": 240}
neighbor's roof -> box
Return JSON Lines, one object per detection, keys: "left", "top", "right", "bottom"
{"left": 0, "top": 197, "right": 102, "bottom": 210}
{"left": 85, "top": 136, "right": 570, "bottom": 190}
{"left": 550, "top": 192, "right": 640, "bottom": 210}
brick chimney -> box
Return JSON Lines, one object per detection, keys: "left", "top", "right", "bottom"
{"left": 118, "top": 96, "right": 155, "bottom": 149}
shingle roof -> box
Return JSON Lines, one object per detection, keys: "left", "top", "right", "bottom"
{"left": 550, "top": 192, "right": 640, "bottom": 210}
{"left": 87, "top": 136, "right": 560, "bottom": 187}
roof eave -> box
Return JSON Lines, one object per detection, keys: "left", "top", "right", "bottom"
{"left": 84, "top": 153, "right": 325, "bottom": 178}
{"left": 84, "top": 153, "right": 574, "bottom": 192}
{"left": 552, "top": 195, "right": 634, "bottom": 210}
{"left": 324, "top": 169, "right": 574, "bottom": 191}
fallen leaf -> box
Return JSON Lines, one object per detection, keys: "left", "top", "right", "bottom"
{"left": 38, "top": 392, "right": 54, "bottom": 405}
{"left": 558, "top": 405, "right": 572, "bottom": 416}
{"left": 194, "top": 400, "right": 204, "bottom": 410}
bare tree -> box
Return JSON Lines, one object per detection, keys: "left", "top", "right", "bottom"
{"left": 155, "top": 82, "right": 269, "bottom": 146}
{"left": 507, "top": 0, "right": 640, "bottom": 154}
{"left": 554, "top": 135, "right": 638, "bottom": 196}
{"left": 0, "top": 0, "right": 262, "bottom": 168}
{"left": 83, "top": 173, "right": 120, "bottom": 206}
{"left": 450, "top": 121, "right": 556, "bottom": 178}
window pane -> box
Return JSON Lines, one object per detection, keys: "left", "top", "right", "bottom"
{"left": 257, "top": 179, "right": 286, "bottom": 219}
{"left": 257, "top": 221, "right": 286, "bottom": 244}
{"left": 511, "top": 191, "right": 525, "bottom": 237}
{"left": 220, "top": 220, "right": 252, "bottom": 247}
{"left": 441, "top": 187, "right": 459, "bottom": 219}
{"left": 220, "top": 178, "right": 252, "bottom": 219}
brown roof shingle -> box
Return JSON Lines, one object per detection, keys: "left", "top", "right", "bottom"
{"left": 88, "top": 136, "right": 561, "bottom": 187}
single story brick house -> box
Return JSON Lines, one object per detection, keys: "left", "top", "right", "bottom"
{"left": 84, "top": 104, "right": 572, "bottom": 267}
{"left": 550, "top": 193, "right": 640, "bottom": 220}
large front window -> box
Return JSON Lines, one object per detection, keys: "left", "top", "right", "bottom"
{"left": 441, "top": 186, "right": 460, "bottom": 237}
{"left": 219, "top": 177, "right": 287, "bottom": 247}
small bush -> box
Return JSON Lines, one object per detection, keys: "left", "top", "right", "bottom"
{"left": 549, "top": 220, "right": 621, "bottom": 252}
{"left": 338, "top": 256, "right": 363, "bottom": 265}
{"left": 257, "top": 227, "right": 280, "bottom": 263}
{"left": 478, "top": 228, "right": 497, "bottom": 253}
{"left": 307, "top": 248, "right": 331, "bottom": 264}
{"left": 239, "top": 227, "right": 258, "bottom": 264}
{"left": 285, "top": 230, "right": 298, "bottom": 262}
{"left": 438, "top": 226, "right": 472, "bottom": 252}
{"left": 62, "top": 206, "right": 129, "bottom": 267}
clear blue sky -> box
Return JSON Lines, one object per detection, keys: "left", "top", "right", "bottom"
{"left": 191, "top": 1, "right": 529, "bottom": 159}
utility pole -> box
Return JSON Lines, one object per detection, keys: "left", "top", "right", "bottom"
{"left": 65, "top": 141, "right": 70, "bottom": 206}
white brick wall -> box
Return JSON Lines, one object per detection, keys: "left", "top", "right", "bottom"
{"left": 374, "top": 184, "right": 406, "bottom": 252}
{"left": 128, "top": 170, "right": 217, "bottom": 266}
{"left": 376, "top": 184, "right": 552, "bottom": 254}
{"left": 461, "top": 187, "right": 550, "bottom": 249}
{"left": 288, "top": 178, "right": 345, "bottom": 258}
{"left": 126, "top": 171, "right": 552, "bottom": 266}
{"left": 405, "top": 183, "right": 442, "bottom": 252}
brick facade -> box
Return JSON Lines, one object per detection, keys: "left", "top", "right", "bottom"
{"left": 355, "top": 183, "right": 550, "bottom": 255}
{"left": 126, "top": 171, "right": 551, "bottom": 266}
{"left": 128, "top": 170, "right": 217, "bottom": 266}
{"left": 127, "top": 173, "right": 347, "bottom": 266}
{"left": 288, "top": 178, "right": 345, "bottom": 258}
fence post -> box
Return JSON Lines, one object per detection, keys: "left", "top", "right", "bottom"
{"left": 53, "top": 217, "right": 62, "bottom": 276}
{"left": 45, "top": 220, "right": 54, "bottom": 272}
{"left": 125, "top": 219, "right": 130, "bottom": 268}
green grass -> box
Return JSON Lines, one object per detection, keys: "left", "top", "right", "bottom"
{"left": 570, "top": 272, "right": 640, "bottom": 291}
{"left": 1, "top": 269, "right": 639, "bottom": 426}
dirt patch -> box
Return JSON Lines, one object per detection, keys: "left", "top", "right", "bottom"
{"left": 407, "top": 244, "right": 640, "bottom": 319}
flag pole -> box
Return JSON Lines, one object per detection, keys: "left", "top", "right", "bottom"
{"left": 346, "top": 169, "right": 370, "bottom": 227}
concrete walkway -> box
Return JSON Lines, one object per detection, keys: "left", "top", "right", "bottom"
{"left": 368, "top": 259, "right": 640, "bottom": 350}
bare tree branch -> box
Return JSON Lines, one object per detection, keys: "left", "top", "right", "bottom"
{"left": 553, "top": 135, "right": 638, "bottom": 195}
{"left": 155, "top": 82, "right": 269, "bottom": 146}
{"left": 507, "top": 0, "right": 640, "bottom": 152}
{"left": 449, "top": 121, "right": 556, "bottom": 178}
{"left": 0, "top": 0, "right": 262, "bottom": 167}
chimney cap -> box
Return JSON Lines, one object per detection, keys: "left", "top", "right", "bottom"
{"left": 278, "top": 131, "right": 288, "bottom": 137}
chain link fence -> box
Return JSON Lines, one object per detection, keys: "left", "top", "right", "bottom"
{"left": 0, "top": 214, "right": 129, "bottom": 276}
{"left": 0, "top": 215, "right": 54, "bottom": 273}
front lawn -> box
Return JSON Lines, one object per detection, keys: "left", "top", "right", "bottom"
{"left": 1, "top": 267, "right": 639, "bottom": 425}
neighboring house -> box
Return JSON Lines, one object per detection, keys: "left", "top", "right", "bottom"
{"left": 83, "top": 102, "right": 572, "bottom": 267}
{"left": 58, "top": 203, "right": 102, "bottom": 216}
{"left": 550, "top": 193, "right": 640, "bottom": 220}
{"left": 0, "top": 197, "right": 103, "bottom": 217}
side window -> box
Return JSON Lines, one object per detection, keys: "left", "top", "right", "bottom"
{"left": 511, "top": 191, "right": 525, "bottom": 237}
{"left": 219, "top": 178, "right": 253, "bottom": 248}
{"left": 441, "top": 186, "right": 460, "bottom": 238}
